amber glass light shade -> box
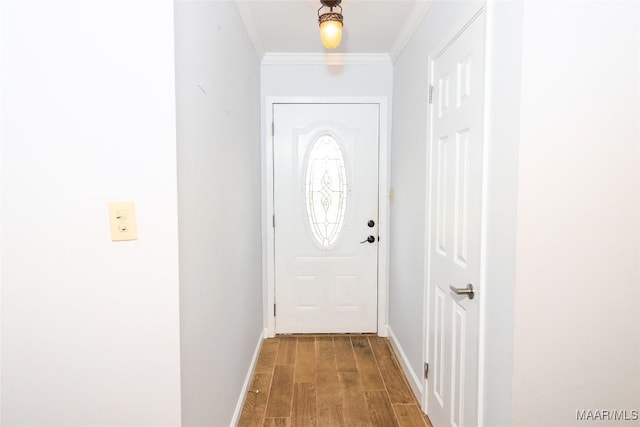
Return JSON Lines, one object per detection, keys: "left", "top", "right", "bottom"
{"left": 319, "top": 19, "right": 343, "bottom": 49}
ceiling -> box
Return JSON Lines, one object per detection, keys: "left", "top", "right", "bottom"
{"left": 236, "top": 0, "right": 434, "bottom": 60}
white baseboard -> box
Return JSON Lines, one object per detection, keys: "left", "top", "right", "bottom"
{"left": 378, "top": 323, "right": 389, "bottom": 338}
{"left": 230, "top": 330, "right": 265, "bottom": 427}
{"left": 387, "top": 325, "right": 423, "bottom": 403}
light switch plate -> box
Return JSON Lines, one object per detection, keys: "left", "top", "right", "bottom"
{"left": 108, "top": 201, "right": 138, "bottom": 241}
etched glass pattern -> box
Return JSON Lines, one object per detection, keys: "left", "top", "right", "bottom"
{"left": 305, "top": 134, "right": 348, "bottom": 250}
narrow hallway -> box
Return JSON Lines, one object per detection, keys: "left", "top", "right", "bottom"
{"left": 239, "top": 335, "right": 432, "bottom": 427}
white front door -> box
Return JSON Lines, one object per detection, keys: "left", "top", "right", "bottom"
{"left": 426, "top": 12, "right": 485, "bottom": 427}
{"left": 273, "top": 103, "right": 379, "bottom": 334}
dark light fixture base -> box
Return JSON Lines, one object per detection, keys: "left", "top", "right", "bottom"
{"left": 320, "top": 0, "right": 341, "bottom": 9}
{"left": 319, "top": 12, "right": 343, "bottom": 25}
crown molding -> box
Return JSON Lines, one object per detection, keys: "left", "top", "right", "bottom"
{"left": 235, "top": 0, "right": 265, "bottom": 61}
{"left": 389, "top": 0, "right": 434, "bottom": 63}
{"left": 237, "top": 0, "right": 433, "bottom": 65}
{"left": 261, "top": 52, "right": 392, "bottom": 66}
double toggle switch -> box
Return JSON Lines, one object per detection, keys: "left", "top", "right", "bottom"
{"left": 108, "top": 201, "right": 138, "bottom": 241}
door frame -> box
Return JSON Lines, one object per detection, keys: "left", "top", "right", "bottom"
{"left": 263, "top": 96, "right": 390, "bottom": 338}
{"left": 421, "top": 4, "right": 488, "bottom": 421}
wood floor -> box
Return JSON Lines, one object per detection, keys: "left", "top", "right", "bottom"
{"left": 238, "top": 334, "right": 433, "bottom": 427}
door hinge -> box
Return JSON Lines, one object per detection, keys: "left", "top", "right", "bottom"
{"left": 273, "top": 304, "right": 276, "bottom": 317}
{"left": 428, "top": 85, "right": 433, "bottom": 104}
{"left": 273, "top": 214, "right": 275, "bottom": 228}
{"left": 271, "top": 121, "right": 275, "bottom": 137}
{"left": 424, "top": 362, "right": 429, "bottom": 379}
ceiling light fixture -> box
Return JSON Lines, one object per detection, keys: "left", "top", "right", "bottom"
{"left": 318, "top": 0, "right": 343, "bottom": 49}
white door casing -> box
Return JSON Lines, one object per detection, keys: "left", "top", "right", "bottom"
{"left": 426, "top": 11, "right": 485, "bottom": 427}
{"left": 273, "top": 103, "right": 380, "bottom": 333}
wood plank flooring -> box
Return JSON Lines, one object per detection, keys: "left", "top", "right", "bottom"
{"left": 238, "top": 335, "right": 433, "bottom": 427}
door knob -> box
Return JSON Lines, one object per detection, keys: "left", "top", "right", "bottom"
{"left": 360, "top": 235, "right": 375, "bottom": 244}
{"left": 449, "top": 284, "right": 475, "bottom": 300}
{"left": 367, "top": 220, "right": 375, "bottom": 228}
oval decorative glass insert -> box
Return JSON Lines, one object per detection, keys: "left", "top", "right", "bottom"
{"left": 305, "top": 134, "right": 348, "bottom": 250}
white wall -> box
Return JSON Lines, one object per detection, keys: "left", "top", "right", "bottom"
{"left": 479, "top": 1, "right": 523, "bottom": 424}
{"left": 0, "top": 3, "right": 4, "bottom": 420}
{"left": 261, "top": 61, "right": 393, "bottom": 99}
{"left": 1, "top": 1, "right": 182, "bottom": 425}
{"left": 511, "top": 2, "right": 640, "bottom": 425}
{"left": 390, "top": 0, "right": 482, "bottom": 399}
{"left": 174, "top": 1, "right": 263, "bottom": 426}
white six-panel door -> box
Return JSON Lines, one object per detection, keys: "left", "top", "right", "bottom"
{"left": 427, "top": 12, "right": 485, "bottom": 427}
{"left": 273, "top": 103, "right": 379, "bottom": 333}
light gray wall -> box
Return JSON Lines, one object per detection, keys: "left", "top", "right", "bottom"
{"left": 1, "top": 1, "right": 182, "bottom": 425}
{"left": 389, "top": 0, "right": 481, "bottom": 398}
{"left": 511, "top": 2, "right": 640, "bottom": 425}
{"left": 174, "top": 1, "right": 263, "bottom": 426}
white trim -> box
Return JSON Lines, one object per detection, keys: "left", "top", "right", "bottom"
{"left": 421, "top": 52, "right": 435, "bottom": 414}
{"left": 389, "top": 0, "right": 435, "bottom": 63}
{"left": 477, "top": 3, "right": 495, "bottom": 425}
{"left": 264, "top": 96, "right": 390, "bottom": 338}
{"left": 235, "top": 0, "right": 265, "bottom": 60}
{"left": 261, "top": 52, "right": 391, "bottom": 66}
{"left": 377, "top": 97, "right": 391, "bottom": 338}
{"left": 388, "top": 325, "right": 423, "bottom": 402}
{"left": 264, "top": 98, "right": 276, "bottom": 337}
{"left": 230, "top": 330, "right": 265, "bottom": 427}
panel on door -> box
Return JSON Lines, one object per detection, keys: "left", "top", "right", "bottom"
{"left": 273, "top": 103, "right": 379, "bottom": 333}
{"left": 427, "top": 12, "right": 485, "bottom": 427}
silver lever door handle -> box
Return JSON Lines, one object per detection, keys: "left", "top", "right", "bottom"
{"left": 449, "top": 284, "right": 475, "bottom": 300}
